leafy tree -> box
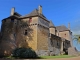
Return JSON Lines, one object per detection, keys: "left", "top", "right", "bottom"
{"left": 12, "top": 47, "right": 38, "bottom": 59}
{"left": 73, "top": 35, "right": 80, "bottom": 43}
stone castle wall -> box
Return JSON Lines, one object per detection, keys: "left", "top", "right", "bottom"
{"left": 37, "top": 25, "right": 49, "bottom": 50}
{"left": 17, "top": 17, "right": 38, "bottom": 50}
{"left": 37, "top": 25, "right": 49, "bottom": 56}
{"left": 0, "top": 15, "right": 72, "bottom": 56}
{"left": 50, "top": 34, "right": 62, "bottom": 55}
{"left": 0, "top": 19, "right": 17, "bottom": 56}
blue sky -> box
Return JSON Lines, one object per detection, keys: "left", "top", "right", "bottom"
{"left": 0, "top": 0, "right": 80, "bottom": 51}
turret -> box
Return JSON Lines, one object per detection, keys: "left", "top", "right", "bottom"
{"left": 49, "top": 21, "right": 55, "bottom": 35}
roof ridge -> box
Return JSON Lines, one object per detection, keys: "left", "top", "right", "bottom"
{"left": 56, "top": 25, "right": 69, "bottom": 31}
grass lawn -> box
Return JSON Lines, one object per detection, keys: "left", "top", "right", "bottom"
{"left": 40, "top": 55, "right": 74, "bottom": 59}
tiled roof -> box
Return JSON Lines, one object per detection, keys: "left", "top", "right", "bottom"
{"left": 56, "top": 25, "right": 69, "bottom": 31}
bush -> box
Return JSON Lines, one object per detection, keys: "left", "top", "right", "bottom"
{"left": 12, "top": 48, "right": 38, "bottom": 59}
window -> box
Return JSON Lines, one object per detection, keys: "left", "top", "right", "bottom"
{"left": 24, "top": 30, "right": 27, "bottom": 35}
{"left": 50, "top": 40, "right": 53, "bottom": 46}
{"left": 11, "top": 20, "right": 14, "bottom": 22}
{"left": 57, "top": 40, "right": 59, "bottom": 46}
{"left": 25, "top": 40, "right": 26, "bottom": 42}
{"left": 14, "top": 34, "right": 16, "bottom": 37}
{"left": 65, "top": 34, "right": 66, "bottom": 37}
{"left": 29, "top": 17, "right": 32, "bottom": 23}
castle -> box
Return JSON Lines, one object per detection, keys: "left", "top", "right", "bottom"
{"left": 0, "top": 5, "right": 78, "bottom": 56}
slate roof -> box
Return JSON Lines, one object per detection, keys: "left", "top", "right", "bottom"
{"left": 49, "top": 21, "right": 55, "bottom": 28}
{"left": 56, "top": 25, "right": 69, "bottom": 31}
{"left": 2, "top": 15, "right": 19, "bottom": 20}
{"left": 3, "top": 11, "right": 22, "bottom": 20}
{"left": 14, "top": 12, "right": 21, "bottom": 17}
{"left": 20, "top": 9, "right": 48, "bottom": 20}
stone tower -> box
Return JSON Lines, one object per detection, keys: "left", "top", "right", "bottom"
{"left": 0, "top": 7, "right": 26, "bottom": 56}
{"left": 20, "top": 5, "right": 50, "bottom": 55}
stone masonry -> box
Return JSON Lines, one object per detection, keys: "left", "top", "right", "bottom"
{"left": 0, "top": 5, "right": 76, "bottom": 56}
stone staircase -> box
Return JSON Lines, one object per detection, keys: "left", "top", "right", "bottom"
{"left": 68, "top": 47, "right": 80, "bottom": 56}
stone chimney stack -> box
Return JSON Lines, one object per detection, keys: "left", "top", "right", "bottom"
{"left": 10, "top": 7, "right": 15, "bottom": 16}
{"left": 38, "top": 5, "right": 42, "bottom": 14}
{"left": 68, "top": 23, "right": 70, "bottom": 30}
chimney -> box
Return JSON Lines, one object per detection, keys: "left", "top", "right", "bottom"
{"left": 68, "top": 23, "right": 70, "bottom": 30}
{"left": 38, "top": 5, "right": 42, "bottom": 14}
{"left": 10, "top": 7, "right": 15, "bottom": 16}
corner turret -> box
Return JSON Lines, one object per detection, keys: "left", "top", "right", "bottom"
{"left": 49, "top": 21, "right": 55, "bottom": 35}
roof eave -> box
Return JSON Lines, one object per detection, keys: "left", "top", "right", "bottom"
{"left": 2, "top": 15, "right": 19, "bottom": 20}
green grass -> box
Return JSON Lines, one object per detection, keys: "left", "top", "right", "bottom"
{"left": 40, "top": 55, "right": 74, "bottom": 59}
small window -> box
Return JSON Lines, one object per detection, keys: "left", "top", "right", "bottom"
{"left": 29, "top": 17, "right": 32, "bottom": 23}
{"left": 50, "top": 40, "right": 53, "bottom": 46}
{"left": 65, "top": 34, "right": 66, "bottom": 35}
{"left": 24, "top": 30, "right": 27, "bottom": 35}
{"left": 65, "top": 34, "right": 66, "bottom": 37}
{"left": 14, "top": 33, "right": 16, "bottom": 37}
{"left": 57, "top": 41, "right": 59, "bottom": 46}
{"left": 11, "top": 20, "right": 14, "bottom": 22}
{"left": 25, "top": 40, "right": 26, "bottom": 42}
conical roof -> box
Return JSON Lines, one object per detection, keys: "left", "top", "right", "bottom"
{"left": 49, "top": 21, "right": 55, "bottom": 28}
{"left": 20, "top": 9, "right": 47, "bottom": 20}
{"left": 23, "top": 9, "right": 38, "bottom": 17}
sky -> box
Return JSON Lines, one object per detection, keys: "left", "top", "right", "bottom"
{"left": 0, "top": 0, "right": 80, "bottom": 51}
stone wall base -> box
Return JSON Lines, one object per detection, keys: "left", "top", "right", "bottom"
{"left": 68, "top": 47, "right": 79, "bottom": 56}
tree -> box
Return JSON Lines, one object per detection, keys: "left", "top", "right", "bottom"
{"left": 73, "top": 35, "right": 80, "bottom": 43}
{"left": 12, "top": 47, "right": 38, "bottom": 59}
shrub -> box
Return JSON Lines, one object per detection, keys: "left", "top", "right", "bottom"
{"left": 12, "top": 48, "right": 38, "bottom": 59}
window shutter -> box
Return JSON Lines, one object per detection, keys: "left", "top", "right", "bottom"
{"left": 29, "top": 18, "right": 32, "bottom": 23}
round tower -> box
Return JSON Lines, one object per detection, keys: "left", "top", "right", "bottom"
{"left": 49, "top": 21, "right": 56, "bottom": 35}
